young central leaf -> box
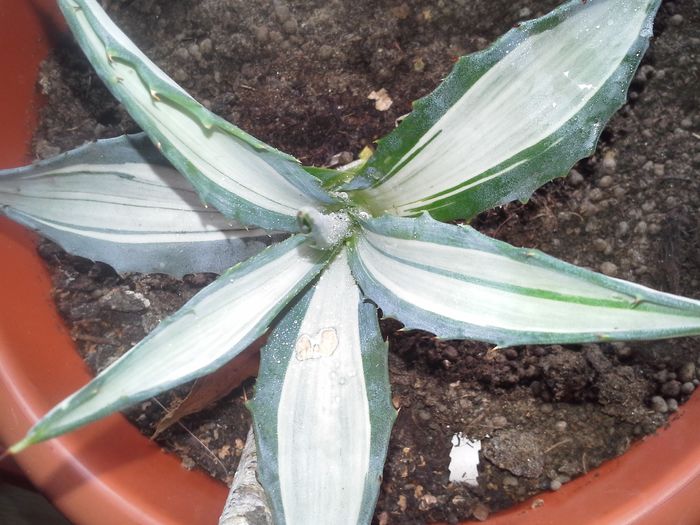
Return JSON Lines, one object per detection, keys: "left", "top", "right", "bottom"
{"left": 296, "top": 207, "right": 352, "bottom": 250}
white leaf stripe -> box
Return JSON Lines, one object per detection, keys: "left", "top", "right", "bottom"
{"left": 349, "top": 216, "right": 700, "bottom": 347}
{"left": 251, "top": 251, "right": 395, "bottom": 525}
{"left": 0, "top": 135, "right": 283, "bottom": 275}
{"left": 354, "top": 0, "right": 659, "bottom": 220}
{"left": 278, "top": 252, "right": 370, "bottom": 524}
{"left": 11, "top": 236, "right": 331, "bottom": 452}
{"left": 60, "top": 0, "right": 333, "bottom": 231}
{"left": 361, "top": 230, "right": 633, "bottom": 305}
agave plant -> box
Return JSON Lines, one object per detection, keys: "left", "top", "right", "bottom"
{"left": 2, "top": 0, "right": 698, "bottom": 523}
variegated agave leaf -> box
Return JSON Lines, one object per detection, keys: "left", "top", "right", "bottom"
{"left": 348, "top": 0, "right": 661, "bottom": 222}
{"left": 349, "top": 214, "right": 700, "bottom": 348}
{"left": 59, "top": 0, "right": 337, "bottom": 232}
{"left": 250, "top": 250, "right": 394, "bottom": 525}
{"left": 0, "top": 134, "right": 284, "bottom": 276}
{"left": 10, "top": 236, "right": 334, "bottom": 453}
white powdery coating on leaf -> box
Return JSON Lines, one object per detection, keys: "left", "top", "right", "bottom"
{"left": 356, "top": 235, "right": 700, "bottom": 335}
{"left": 365, "top": 0, "right": 651, "bottom": 214}
{"left": 0, "top": 162, "right": 250, "bottom": 236}
{"left": 277, "top": 251, "right": 371, "bottom": 524}
{"left": 299, "top": 207, "right": 352, "bottom": 249}
{"left": 45, "top": 243, "right": 319, "bottom": 432}
{"left": 362, "top": 229, "right": 630, "bottom": 302}
{"left": 71, "top": 0, "right": 317, "bottom": 218}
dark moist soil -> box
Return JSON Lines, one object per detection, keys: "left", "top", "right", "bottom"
{"left": 31, "top": 0, "right": 699, "bottom": 523}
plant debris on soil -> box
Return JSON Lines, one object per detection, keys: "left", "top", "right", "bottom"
{"left": 29, "top": 0, "right": 699, "bottom": 523}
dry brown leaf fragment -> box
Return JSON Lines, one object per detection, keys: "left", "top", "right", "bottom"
{"left": 368, "top": 88, "right": 393, "bottom": 111}
{"left": 390, "top": 3, "right": 411, "bottom": 19}
{"left": 152, "top": 345, "right": 260, "bottom": 439}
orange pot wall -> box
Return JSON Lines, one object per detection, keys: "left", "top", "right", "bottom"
{"left": 0, "top": 2, "right": 228, "bottom": 525}
{"left": 1, "top": 2, "right": 700, "bottom": 525}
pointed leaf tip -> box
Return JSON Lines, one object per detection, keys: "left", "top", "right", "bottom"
{"left": 350, "top": 0, "right": 661, "bottom": 222}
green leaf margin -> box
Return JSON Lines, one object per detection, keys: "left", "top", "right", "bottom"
{"left": 60, "top": 0, "right": 336, "bottom": 232}
{"left": 11, "top": 235, "right": 332, "bottom": 452}
{"left": 249, "top": 254, "right": 395, "bottom": 524}
{"left": 345, "top": 0, "right": 662, "bottom": 223}
{"left": 348, "top": 214, "right": 700, "bottom": 348}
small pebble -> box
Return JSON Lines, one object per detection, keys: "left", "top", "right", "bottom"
{"left": 444, "top": 346, "right": 459, "bottom": 360}
{"left": 667, "top": 398, "right": 679, "bottom": 412}
{"left": 669, "top": 14, "right": 684, "bottom": 26}
{"left": 641, "top": 201, "right": 655, "bottom": 213}
{"left": 654, "top": 369, "right": 669, "bottom": 383}
{"left": 600, "top": 262, "right": 618, "bottom": 276}
{"left": 601, "top": 153, "right": 617, "bottom": 173}
{"left": 569, "top": 169, "right": 584, "bottom": 185}
{"left": 187, "top": 43, "right": 201, "bottom": 61}
{"left": 681, "top": 118, "right": 693, "bottom": 129}
{"left": 503, "top": 348, "right": 518, "bottom": 360}
{"left": 588, "top": 188, "right": 604, "bottom": 202}
{"left": 678, "top": 362, "right": 696, "bottom": 383}
{"left": 580, "top": 200, "right": 598, "bottom": 216}
{"left": 35, "top": 139, "right": 61, "bottom": 159}
{"left": 491, "top": 415, "right": 508, "bottom": 428}
{"left": 540, "top": 403, "right": 554, "bottom": 414}
{"left": 199, "top": 38, "right": 213, "bottom": 55}
{"left": 554, "top": 420, "right": 567, "bottom": 432}
{"left": 417, "top": 409, "right": 432, "bottom": 421}
{"left": 472, "top": 503, "right": 490, "bottom": 522}
{"left": 598, "top": 175, "right": 614, "bottom": 188}
{"left": 614, "top": 344, "right": 633, "bottom": 359}
{"left": 661, "top": 380, "right": 681, "bottom": 398}
{"left": 681, "top": 382, "right": 695, "bottom": 395}
{"left": 503, "top": 475, "right": 519, "bottom": 487}
{"left": 593, "top": 238, "right": 610, "bottom": 253}
{"left": 254, "top": 26, "right": 269, "bottom": 42}
{"left": 274, "top": 3, "right": 291, "bottom": 22}
{"left": 549, "top": 479, "right": 562, "bottom": 491}
{"left": 283, "top": 18, "right": 298, "bottom": 34}
{"left": 650, "top": 396, "right": 668, "bottom": 413}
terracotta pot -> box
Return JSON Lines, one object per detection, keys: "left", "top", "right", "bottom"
{"left": 1, "top": 2, "right": 700, "bottom": 525}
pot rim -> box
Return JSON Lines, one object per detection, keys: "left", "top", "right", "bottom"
{"left": 1, "top": 2, "right": 699, "bottom": 525}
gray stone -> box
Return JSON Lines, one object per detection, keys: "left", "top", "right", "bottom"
{"left": 650, "top": 396, "right": 668, "bottom": 413}
{"left": 483, "top": 430, "right": 544, "bottom": 478}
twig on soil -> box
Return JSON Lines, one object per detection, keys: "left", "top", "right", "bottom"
{"left": 151, "top": 397, "right": 229, "bottom": 479}
{"left": 493, "top": 213, "right": 517, "bottom": 237}
{"left": 543, "top": 438, "right": 572, "bottom": 454}
{"left": 219, "top": 427, "right": 272, "bottom": 525}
